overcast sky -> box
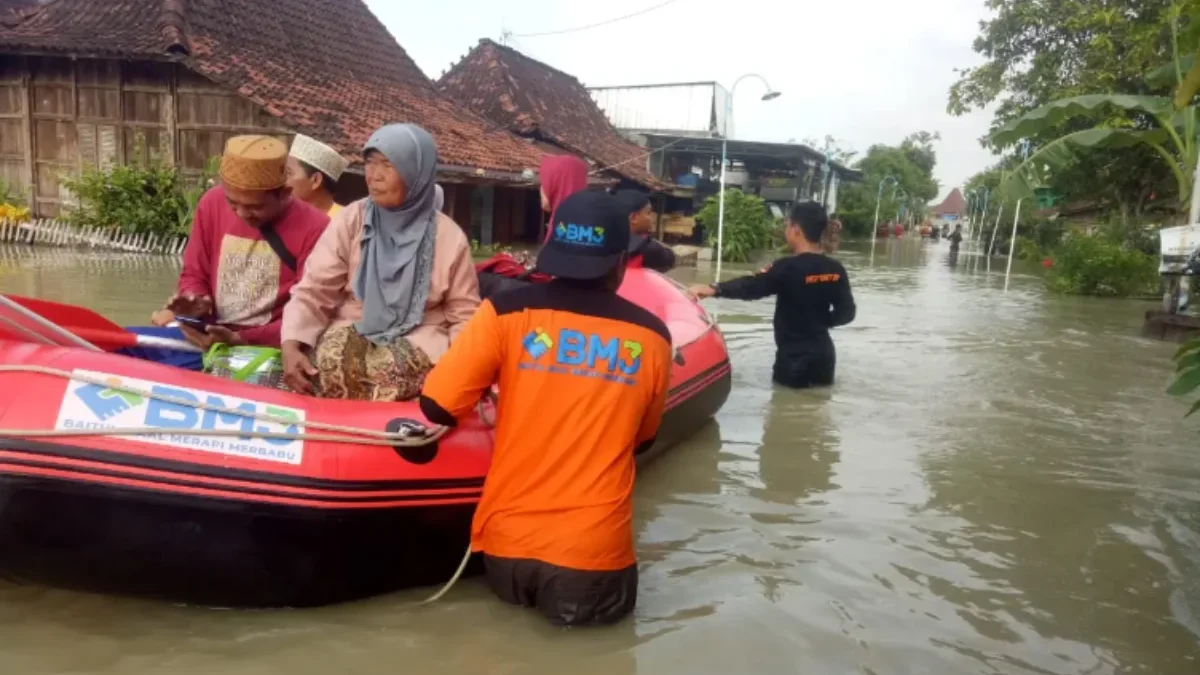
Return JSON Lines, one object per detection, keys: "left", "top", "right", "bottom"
{"left": 367, "top": 0, "right": 998, "bottom": 203}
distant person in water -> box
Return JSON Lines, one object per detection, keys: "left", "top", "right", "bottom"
{"left": 131, "top": 136, "right": 329, "bottom": 369}
{"left": 948, "top": 224, "right": 963, "bottom": 252}
{"left": 286, "top": 134, "right": 349, "bottom": 218}
{"left": 615, "top": 189, "right": 676, "bottom": 272}
{"left": 689, "top": 201, "right": 855, "bottom": 389}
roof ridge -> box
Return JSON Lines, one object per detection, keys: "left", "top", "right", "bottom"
{"left": 439, "top": 38, "right": 538, "bottom": 132}
{"left": 477, "top": 38, "right": 588, "bottom": 88}
{"left": 0, "top": 0, "right": 51, "bottom": 29}
{"left": 158, "top": 0, "right": 190, "bottom": 55}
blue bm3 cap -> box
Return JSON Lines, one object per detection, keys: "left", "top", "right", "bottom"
{"left": 536, "top": 191, "right": 631, "bottom": 280}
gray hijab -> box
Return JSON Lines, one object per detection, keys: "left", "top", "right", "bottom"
{"left": 352, "top": 124, "right": 439, "bottom": 345}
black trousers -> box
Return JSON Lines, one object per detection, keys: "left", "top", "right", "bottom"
{"left": 773, "top": 339, "right": 836, "bottom": 389}
{"left": 482, "top": 554, "right": 638, "bottom": 627}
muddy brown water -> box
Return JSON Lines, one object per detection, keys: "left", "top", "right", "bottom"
{"left": 0, "top": 240, "right": 1197, "bottom": 674}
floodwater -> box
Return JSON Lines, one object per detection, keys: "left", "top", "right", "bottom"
{"left": 1, "top": 239, "right": 1198, "bottom": 675}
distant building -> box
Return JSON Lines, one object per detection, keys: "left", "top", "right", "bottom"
{"left": 930, "top": 188, "right": 967, "bottom": 231}
{"left": 587, "top": 81, "right": 861, "bottom": 219}
{"left": 0, "top": 0, "right": 544, "bottom": 244}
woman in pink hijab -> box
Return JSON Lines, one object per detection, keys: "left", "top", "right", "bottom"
{"left": 538, "top": 155, "right": 589, "bottom": 243}
{"left": 475, "top": 154, "right": 589, "bottom": 297}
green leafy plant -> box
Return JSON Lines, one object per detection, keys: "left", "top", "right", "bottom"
{"left": 175, "top": 156, "right": 221, "bottom": 233}
{"left": 696, "top": 189, "right": 774, "bottom": 263}
{"left": 0, "top": 179, "right": 27, "bottom": 208}
{"left": 1014, "top": 236, "right": 1042, "bottom": 262}
{"left": 470, "top": 239, "right": 506, "bottom": 257}
{"left": 62, "top": 149, "right": 219, "bottom": 237}
{"left": 1045, "top": 234, "right": 1159, "bottom": 296}
{"left": 1169, "top": 336, "right": 1200, "bottom": 417}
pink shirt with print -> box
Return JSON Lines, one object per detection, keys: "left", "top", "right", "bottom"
{"left": 178, "top": 186, "right": 329, "bottom": 347}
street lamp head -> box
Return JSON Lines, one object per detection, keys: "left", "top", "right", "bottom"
{"left": 761, "top": 90, "right": 782, "bottom": 101}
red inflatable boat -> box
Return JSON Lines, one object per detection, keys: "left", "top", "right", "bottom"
{"left": 0, "top": 268, "right": 730, "bottom": 607}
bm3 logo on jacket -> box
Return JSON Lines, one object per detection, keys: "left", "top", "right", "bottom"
{"left": 521, "top": 327, "right": 642, "bottom": 384}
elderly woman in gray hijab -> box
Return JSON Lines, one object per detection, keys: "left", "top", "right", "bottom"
{"left": 280, "top": 124, "right": 480, "bottom": 400}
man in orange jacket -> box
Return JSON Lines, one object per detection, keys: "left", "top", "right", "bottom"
{"left": 420, "top": 191, "right": 672, "bottom": 626}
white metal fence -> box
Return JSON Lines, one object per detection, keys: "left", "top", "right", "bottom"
{"left": 0, "top": 219, "right": 186, "bottom": 255}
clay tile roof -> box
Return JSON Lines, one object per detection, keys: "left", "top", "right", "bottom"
{"left": 0, "top": 0, "right": 544, "bottom": 179}
{"left": 932, "top": 188, "right": 966, "bottom": 215}
{"left": 438, "top": 39, "right": 667, "bottom": 191}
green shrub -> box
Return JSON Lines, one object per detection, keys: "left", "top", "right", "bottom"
{"left": 696, "top": 189, "right": 775, "bottom": 262}
{"left": 1170, "top": 337, "right": 1200, "bottom": 418}
{"left": 1015, "top": 236, "right": 1042, "bottom": 261}
{"left": 1097, "top": 218, "right": 1159, "bottom": 256}
{"left": 62, "top": 155, "right": 218, "bottom": 237}
{"left": 993, "top": 217, "right": 1065, "bottom": 257}
{"left": 0, "top": 179, "right": 27, "bottom": 207}
{"left": 1046, "top": 234, "right": 1159, "bottom": 297}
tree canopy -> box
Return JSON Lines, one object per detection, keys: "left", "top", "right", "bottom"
{"left": 950, "top": 0, "right": 1199, "bottom": 136}
{"left": 834, "top": 132, "right": 941, "bottom": 236}
{"left": 952, "top": 0, "right": 1200, "bottom": 223}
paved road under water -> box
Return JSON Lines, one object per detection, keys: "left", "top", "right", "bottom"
{"left": 0, "top": 239, "right": 1197, "bottom": 674}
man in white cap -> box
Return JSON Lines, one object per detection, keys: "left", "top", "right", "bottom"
{"left": 286, "top": 134, "right": 350, "bottom": 217}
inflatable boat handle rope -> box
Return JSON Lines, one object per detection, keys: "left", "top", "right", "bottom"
{"left": 0, "top": 365, "right": 474, "bottom": 606}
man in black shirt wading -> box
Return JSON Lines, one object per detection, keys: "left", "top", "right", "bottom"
{"left": 688, "top": 201, "right": 856, "bottom": 389}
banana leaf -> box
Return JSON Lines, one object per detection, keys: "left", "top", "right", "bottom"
{"left": 1167, "top": 365, "right": 1200, "bottom": 397}
{"left": 1147, "top": 54, "right": 1197, "bottom": 89}
{"left": 1175, "top": 336, "right": 1200, "bottom": 359}
{"left": 992, "top": 95, "right": 1175, "bottom": 146}
{"left": 997, "top": 128, "right": 1174, "bottom": 198}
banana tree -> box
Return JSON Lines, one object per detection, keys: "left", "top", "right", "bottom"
{"left": 992, "top": 96, "right": 1196, "bottom": 216}
{"left": 992, "top": 12, "right": 1200, "bottom": 217}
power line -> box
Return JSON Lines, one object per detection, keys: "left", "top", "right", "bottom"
{"left": 513, "top": 0, "right": 682, "bottom": 38}
{"left": 588, "top": 137, "right": 687, "bottom": 176}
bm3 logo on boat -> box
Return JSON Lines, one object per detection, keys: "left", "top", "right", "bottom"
{"left": 54, "top": 370, "right": 306, "bottom": 465}
{"left": 521, "top": 328, "right": 642, "bottom": 385}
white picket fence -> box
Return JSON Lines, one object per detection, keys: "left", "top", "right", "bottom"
{"left": 0, "top": 219, "right": 186, "bottom": 255}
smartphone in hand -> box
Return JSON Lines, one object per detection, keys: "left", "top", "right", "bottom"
{"left": 175, "top": 316, "right": 210, "bottom": 332}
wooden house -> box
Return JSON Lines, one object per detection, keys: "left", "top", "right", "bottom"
{"left": 0, "top": 0, "right": 546, "bottom": 243}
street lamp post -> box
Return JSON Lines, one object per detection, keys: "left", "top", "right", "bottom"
{"left": 966, "top": 189, "right": 981, "bottom": 239}
{"left": 715, "top": 74, "right": 781, "bottom": 281}
{"left": 893, "top": 187, "right": 908, "bottom": 224}
{"left": 977, "top": 188, "right": 991, "bottom": 245}
{"left": 1004, "top": 140, "right": 1033, "bottom": 292}
{"left": 869, "top": 175, "right": 898, "bottom": 264}
{"left": 986, "top": 202, "right": 1004, "bottom": 270}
